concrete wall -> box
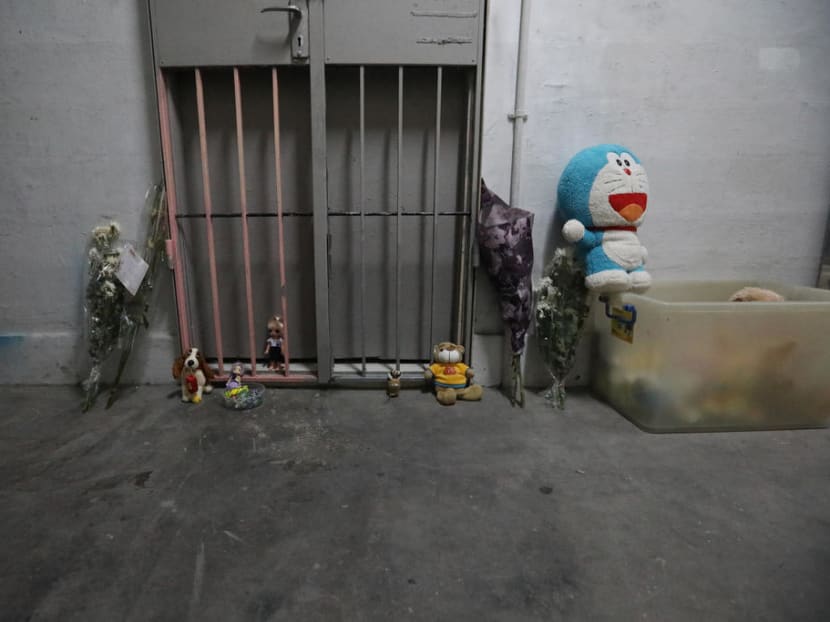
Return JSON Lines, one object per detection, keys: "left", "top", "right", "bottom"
{"left": 1, "top": 1, "right": 829, "bottom": 387}
{"left": 0, "top": 1, "right": 174, "bottom": 384}
{"left": 472, "top": 0, "right": 830, "bottom": 387}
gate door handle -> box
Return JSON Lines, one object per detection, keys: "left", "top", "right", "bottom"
{"left": 261, "top": 5, "right": 302, "bottom": 18}
{"left": 261, "top": 4, "right": 308, "bottom": 60}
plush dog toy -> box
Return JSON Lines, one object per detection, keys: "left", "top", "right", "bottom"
{"left": 172, "top": 347, "right": 215, "bottom": 403}
{"left": 558, "top": 144, "right": 651, "bottom": 293}
{"left": 424, "top": 342, "right": 483, "bottom": 406}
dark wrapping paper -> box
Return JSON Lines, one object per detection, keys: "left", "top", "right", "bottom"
{"left": 478, "top": 181, "right": 535, "bottom": 355}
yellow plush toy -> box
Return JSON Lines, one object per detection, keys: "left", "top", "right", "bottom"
{"left": 424, "top": 342, "right": 483, "bottom": 406}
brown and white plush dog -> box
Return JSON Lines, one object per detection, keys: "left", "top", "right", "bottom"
{"left": 172, "top": 348, "right": 215, "bottom": 403}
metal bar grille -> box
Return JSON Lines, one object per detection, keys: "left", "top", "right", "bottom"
{"left": 194, "top": 68, "right": 225, "bottom": 374}
{"left": 155, "top": 68, "right": 191, "bottom": 353}
{"left": 176, "top": 211, "right": 469, "bottom": 218}
{"left": 359, "top": 65, "right": 367, "bottom": 375}
{"left": 329, "top": 211, "right": 468, "bottom": 217}
{"left": 428, "top": 66, "right": 443, "bottom": 354}
{"left": 327, "top": 64, "right": 475, "bottom": 375}
{"left": 456, "top": 74, "right": 474, "bottom": 343}
{"left": 158, "top": 61, "right": 479, "bottom": 385}
{"left": 178, "top": 68, "right": 318, "bottom": 383}
{"left": 395, "top": 65, "right": 403, "bottom": 371}
{"left": 272, "top": 67, "right": 292, "bottom": 375}
{"left": 232, "top": 67, "right": 258, "bottom": 374}
{"left": 175, "top": 212, "right": 312, "bottom": 219}
{"left": 308, "top": 0, "right": 332, "bottom": 383}
{"left": 465, "top": 12, "right": 487, "bottom": 353}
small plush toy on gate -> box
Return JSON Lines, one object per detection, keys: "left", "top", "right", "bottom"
{"left": 263, "top": 315, "right": 285, "bottom": 371}
{"left": 424, "top": 342, "right": 483, "bottom": 406}
{"left": 557, "top": 144, "right": 651, "bottom": 293}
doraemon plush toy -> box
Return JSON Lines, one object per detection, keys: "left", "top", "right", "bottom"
{"left": 557, "top": 144, "right": 650, "bottom": 293}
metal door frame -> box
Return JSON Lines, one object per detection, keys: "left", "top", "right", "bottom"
{"left": 150, "top": 0, "right": 486, "bottom": 385}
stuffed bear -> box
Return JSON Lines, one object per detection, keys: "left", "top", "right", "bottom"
{"left": 424, "top": 342, "right": 483, "bottom": 406}
{"left": 558, "top": 144, "right": 651, "bottom": 293}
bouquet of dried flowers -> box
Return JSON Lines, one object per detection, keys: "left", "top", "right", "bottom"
{"left": 81, "top": 222, "right": 125, "bottom": 411}
{"left": 80, "top": 184, "right": 168, "bottom": 411}
{"left": 534, "top": 248, "right": 591, "bottom": 409}
{"left": 105, "top": 184, "right": 168, "bottom": 408}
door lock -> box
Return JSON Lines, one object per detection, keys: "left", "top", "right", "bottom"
{"left": 261, "top": 3, "right": 308, "bottom": 60}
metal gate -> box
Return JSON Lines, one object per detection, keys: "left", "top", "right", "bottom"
{"left": 149, "top": 0, "right": 485, "bottom": 384}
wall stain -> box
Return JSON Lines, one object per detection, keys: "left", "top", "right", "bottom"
{"left": 0, "top": 334, "right": 25, "bottom": 348}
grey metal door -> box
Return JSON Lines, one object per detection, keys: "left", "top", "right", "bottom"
{"left": 149, "top": 0, "right": 485, "bottom": 384}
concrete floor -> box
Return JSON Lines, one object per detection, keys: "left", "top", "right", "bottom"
{"left": 1, "top": 386, "right": 829, "bottom": 622}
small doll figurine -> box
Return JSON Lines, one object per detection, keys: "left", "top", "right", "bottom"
{"left": 386, "top": 369, "right": 401, "bottom": 398}
{"left": 264, "top": 315, "right": 285, "bottom": 371}
{"left": 226, "top": 361, "right": 244, "bottom": 389}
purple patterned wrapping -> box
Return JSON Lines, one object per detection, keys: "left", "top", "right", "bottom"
{"left": 477, "top": 180, "right": 535, "bottom": 355}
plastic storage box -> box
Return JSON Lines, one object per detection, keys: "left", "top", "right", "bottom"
{"left": 591, "top": 281, "right": 830, "bottom": 432}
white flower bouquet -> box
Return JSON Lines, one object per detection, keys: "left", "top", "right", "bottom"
{"left": 534, "top": 248, "right": 591, "bottom": 409}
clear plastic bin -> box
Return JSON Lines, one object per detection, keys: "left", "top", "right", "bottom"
{"left": 591, "top": 281, "right": 830, "bottom": 432}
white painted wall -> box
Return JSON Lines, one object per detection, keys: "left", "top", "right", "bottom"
{"left": 1, "top": 1, "right": 829, "bottom": 387}
{"left": 472, "top": 0, "right": 830, "bottom": 387}
{"left": 0, "top": 1, "right": 175, "bottom": 384}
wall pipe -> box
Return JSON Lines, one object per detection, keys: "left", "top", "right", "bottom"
{"left": 508, "top": 0, "right": 531, "bottom": 209}
{"left": 505, "top": 0, "right": 532, "bottom": 405}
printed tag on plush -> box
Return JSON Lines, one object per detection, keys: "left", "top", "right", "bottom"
{"left": 610, "top": 307, "right": 635, "bottom": 343}
{"left": 116, "top": 243, "right": 149, "bottom": 296}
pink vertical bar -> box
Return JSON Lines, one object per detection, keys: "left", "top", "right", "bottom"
{"left": 272, "top": 68, "right": 291, "bottom": 374}
{"left": 233, "top": 68, "right": 258, "bottom": 375}
{"left": 194, "top": 68, "right": 225, "bottom": 373}
{"left": 155, "top": 68, "right": 191, "bottom": 353}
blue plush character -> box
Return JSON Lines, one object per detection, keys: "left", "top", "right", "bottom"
{"left": 558, "top": 144, "right": 651, "bottom": 293}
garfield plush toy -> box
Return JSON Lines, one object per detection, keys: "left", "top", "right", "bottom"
{"left": 424, "top": 342, "right": 483, "bottom": 406}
